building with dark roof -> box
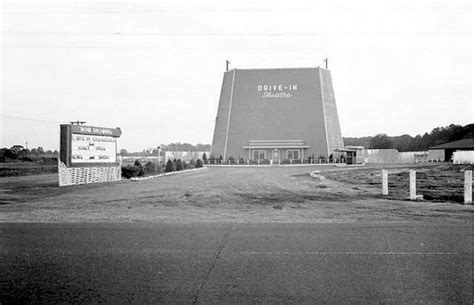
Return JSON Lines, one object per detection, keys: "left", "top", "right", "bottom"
{"left": 428, "top": 138, "right": 474, "bottom": 161}
{"left": 210, "top": 67, "right": 344, "bottom": 163}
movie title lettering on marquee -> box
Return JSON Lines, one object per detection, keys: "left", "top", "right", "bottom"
{"left": 257, "top": 84, "right": 298, "bottom": 99}
{"left": 71, "top": 134, "right": 117, "bottom": 163}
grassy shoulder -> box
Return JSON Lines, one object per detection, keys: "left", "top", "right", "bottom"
{"left": 0, "top": 159, "right": 57, "bottom": 177}
{"left": 0, "top": 164, "right": 472, "bottom": 223}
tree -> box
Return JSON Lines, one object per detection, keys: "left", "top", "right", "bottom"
{"left": 119, "top": 149, "right": 128, "bottom": 156}
{"left": 18, "top": 149, "right": 30, "bottom": 159}
{"left": 369, "top": 134, "right": 394, "bottom": 149}
{"left": 202, "top": 153, "right": 207, "bottom": 162}
{"left": 165, "top": 159, "right": 175, "bottom": 172}
{"left": 196, "top": 159, "right": 203, "bottom": 168}
{"left": 392, "top": 134, "right": 413, "bottom": 152}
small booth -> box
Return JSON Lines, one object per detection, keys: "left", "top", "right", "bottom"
{"left": 335, "top": 146, "right": 365, "bottom": 165}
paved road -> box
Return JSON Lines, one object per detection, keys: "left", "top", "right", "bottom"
{"left": 1, "top": 222, "right": 472, "bottom": 303}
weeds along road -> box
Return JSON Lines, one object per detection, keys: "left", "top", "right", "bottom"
{"left": 1, "top": 165, "right": 472, "bottom": 223}
{"left": 1, "top": 222, "right": 472, "bottom": 303}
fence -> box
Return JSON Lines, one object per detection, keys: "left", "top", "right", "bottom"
{"left": 203, "top": 158, "right": 346, "bottom": 166}
{"left": 381, "top": 169, "right": 472, "bottom": 204}
{"left": 453, "top": 151, "right": 474, "bottom": 164}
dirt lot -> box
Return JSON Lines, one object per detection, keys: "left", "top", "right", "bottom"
{"left": 0, "top": 164, "right": 472, "bottom": 223}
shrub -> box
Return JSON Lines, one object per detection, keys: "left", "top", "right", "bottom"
{"left": 144, "top": 161, "right": 156, "bottom": 173}
{"left": 134, "top": 160, "right": 145, "bottom": 176}
{"left": 184, "top": 161, "right": 195, "bottom": 170}
{"left": 165, "top": 159, "right": 175, "bottom": 172}
{"left": 196, "top": 159, "right": 203, "bottom": 168}
{"left": 175, "top": 159, "right": 183, "bottom": 171}
{"left": 202, "top": 153, "right": 207, "bottom": 162}
{"left": 121, "top": 165, "right": 138, "bottom": 179}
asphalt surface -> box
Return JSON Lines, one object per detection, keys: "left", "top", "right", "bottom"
{"left": 1, "top": 222, "right": 472, "bottom": 304}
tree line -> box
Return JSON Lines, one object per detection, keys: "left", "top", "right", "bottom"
{"left": 344, "top": 124, "right": 473, "bottom": 151}
{"left": 0, "top": 145, "right": 58, "bottom": 162}
{"left": 121, "top": 158, "right": 204, "bottom": 179}
{"left": 120, "top": 143, "right": 211, "bottom": 156}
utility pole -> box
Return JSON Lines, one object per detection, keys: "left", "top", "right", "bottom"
{"left": 226, "top": 60, "right": 230, "bottom": 71}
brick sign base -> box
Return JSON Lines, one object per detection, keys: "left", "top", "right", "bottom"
{"left": 58, "top": 161, "right": 121, "bottom": 186}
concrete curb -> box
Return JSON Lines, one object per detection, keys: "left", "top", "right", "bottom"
{"left": 130, "top": 167, "right": 208, "bottom": 181}
{"left": 310, "top": 170, "right": 326, "bottom": 180}
{"left": 205, "top": 164, "right": 339, "bottom": 168}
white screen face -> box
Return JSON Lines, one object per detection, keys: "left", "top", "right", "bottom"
{"left": 71, "top": 134, "right": 117, "bottom": 163}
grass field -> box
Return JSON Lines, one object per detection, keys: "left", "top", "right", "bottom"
{"left": 0, "top": 160, "right": 57, "bottom": 177}
{"left": 0, "top": 163, "right": 472, "bottom": 223}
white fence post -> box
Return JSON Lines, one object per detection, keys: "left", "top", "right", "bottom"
{"left": 382, "top": 169, "right": 388, "bottom": 195}
{"left": 247, "top": 160, "right": 250, "bottom": 166}
{"left": 409, "top": 170, "right": 416, "bottom": 200}
{"left": 465, "top": 170, "right": 472, "bottom": 204}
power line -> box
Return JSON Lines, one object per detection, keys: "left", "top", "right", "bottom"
{"left": 1, "top": 114, "right": 63, "bottom": 124}
{"left": 2, "top": 45, "right": 324, "bottom": 50}
{"left": 2, "top": 8, "right": 314, "bottom": 14}
{"left": 3, "top": 31, "right": 324, "bottom": 37}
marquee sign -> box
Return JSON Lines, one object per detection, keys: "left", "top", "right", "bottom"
{"left": 71, "top": 134, "right": 117, "bottom": 163}
{"left": 59, "top": 124, "right": 122, "bottom": 186}
{"left": 60, "top": 124, "right": 122, "bottom": 167}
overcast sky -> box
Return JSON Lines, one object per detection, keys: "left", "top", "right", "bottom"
{"left": 1, "top": 0, "right": 472, "bottom": 151}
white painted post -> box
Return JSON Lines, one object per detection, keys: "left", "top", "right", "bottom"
{"left": 290, "top": 159, "right": 293, "bottom": 165}
{"left": 258, "top": 159, "right": 260, "bottom": 165}
{"left": 382, "top": 169, "right": 388, "bottom": 195}
{"left": 247, "top": 160, "right": 250, "bottom": 166}
{"left": 409, "top": 170, "right": 416, "bottom": 200}
{"left": 221, "top": 160, "right": 223, "bottom": 165}
{"left": 319, "top": 159, "right": 321, "bottom": 164}
{"left": 237, "top": 159, "right": 239, "bottom": 165}
{"left": 214, "top": 160, "right": 216, "bottom": 165}
{"left": 465, "top": 170, "right": 472, "bottom": 204}
{"left": 228, "top": 160, "right": 231, "bottom": 165}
